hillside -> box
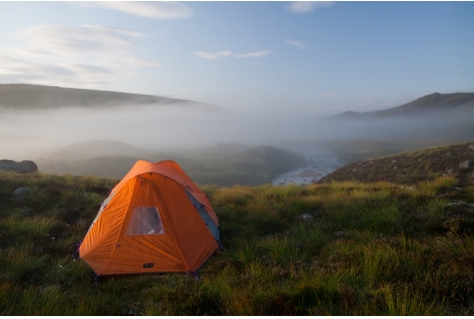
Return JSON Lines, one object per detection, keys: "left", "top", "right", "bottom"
{"left": 383, "top": 92, "right": 474, "bottom": 115}
{"left": 36, "top": 141, "right": 305, "bottom": 186}
{"left": 330, "top": 92, "right": 474, "bottom": 119}
{"left": 319, "top": 93, "right": 474, "bottom": 142}
{"left": 319, "top": 142, "right": 474, "bottom": 186}
{"left": 0, "top": 84, "right": 223, "bottom": 112}
{"left": 45, "top": 140, "right": 153, "bottom": 160}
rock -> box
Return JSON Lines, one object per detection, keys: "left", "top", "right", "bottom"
{"left": 12, "top": 186, "right": 31, "bottom": 201}
{"left": 459, "top": 160, "right": 470, "bottom": 169}
{"left": 0, "top": 160, "right": 38, "bottom": 173}
{"left": 13, "top": 187, "right": 30, "bottom": 197}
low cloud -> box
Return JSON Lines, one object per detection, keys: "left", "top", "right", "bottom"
{"left": 71, "top": 1, "right": 193, "bottom": 20}
{"left": 0, "top": 25, "right": 158, "bottom": 87}
{"left": 288, "top": 1, "right": 334, "bottom": 13}
{"left": 193, "top": 50, "right": 271, "bottom": 60}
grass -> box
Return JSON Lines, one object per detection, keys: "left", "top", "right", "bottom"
{"left": 320, "top": 141, "right": 474, "bottom": 186}
{"left": 0, "top": 166, "right": 474, "bottom": 315}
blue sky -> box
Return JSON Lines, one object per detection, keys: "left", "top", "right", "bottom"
{"left": 0, "top": 1, "right": 473, "bottom": 116}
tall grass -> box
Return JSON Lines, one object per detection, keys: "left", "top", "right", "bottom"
{"left": 1, "top": 215, "right": 57, "bottom": 237}
{"left": 381, "top": 285, "right": 446, "bottom": 316}
{"left": 0, "top": 246, "right": 47, "bottom": 281}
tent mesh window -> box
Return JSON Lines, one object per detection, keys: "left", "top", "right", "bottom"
{"left": 126, "top": 207, "right": 165, "bottom": 235}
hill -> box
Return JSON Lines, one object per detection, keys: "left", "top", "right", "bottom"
{"left": 0, "top": 84, "right": 223, "bottom": 112}
{"left": 44, "top": 139, "right": 153, "bottom": 160}
{"left": 36, "top": 141, "right": 304, "bottom": 186}
{"left": 330, "top": 92, "right": 474, "bottom": 119}
{"left": 203, "top": 142, "right": 250, "bottom": 155}
{"left": 318, "top": 93, "right": 474, "bottom": 142}
{"left": 380, "top": 92, "right": 474, "bottom": 116}
{"left": 319, "top": 142, "right": 474, "bottom": 186}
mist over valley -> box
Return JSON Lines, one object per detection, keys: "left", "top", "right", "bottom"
{"left": 1, "top": 85, "right": 473, "bottom": 186}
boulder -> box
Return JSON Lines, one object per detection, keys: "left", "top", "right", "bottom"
{"left": 12, "top": 187, "right": 31, "bottom": 202}
{"left": 0, "top": 160, "right": 38, "bottom": 173}
{"left": 459, "top": 160, "right": 470, "bottom": 169}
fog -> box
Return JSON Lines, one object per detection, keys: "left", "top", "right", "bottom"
{"left": 0, "top": 103, "right": 324, "bottom": 159}
{"left": 1, "top": 102, "right": 473, "bottom": 161}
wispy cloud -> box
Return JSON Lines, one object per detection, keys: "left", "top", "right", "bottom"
{"left": 70, "top": 1, "right": 193, "bottom": 20}
{"left": 288, "top": 1, "right": 334, "bottom": 13}
{"left": 193, "top": 50, "right": 271, "bottom": 60}
{"left": 284, "top": 40, "right": 309, "bottom": 50}
{"left": 235, "top": 51, "right": 271, "bottom": 59}
{"left": 193, "top": 51, "right": 233, "bottom": 60}
{"left": 19, "top": 25, "right": 144, "bottom": 54}
{"left": 0, "top": 25, "right": 158, "bottom": 87}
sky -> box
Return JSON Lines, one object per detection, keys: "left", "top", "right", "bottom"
{"left": 1, "top": 0, "right": 473, "bottom": 118}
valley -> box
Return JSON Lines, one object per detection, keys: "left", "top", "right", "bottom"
{"left": 1, "top": 1, "right": 473, "bottom": 315}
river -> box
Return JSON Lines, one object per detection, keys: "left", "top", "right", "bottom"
{"left": 272, "top": 149, "right": 344, "bottom": 186}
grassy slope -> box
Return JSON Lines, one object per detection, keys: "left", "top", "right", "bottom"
{"left": 320, "top": 142, "right": 474, "bottom": 186}
{"left": 1, "top": 141, "right": 474, "bottom": 315}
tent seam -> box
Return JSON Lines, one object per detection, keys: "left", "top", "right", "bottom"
{"left": 100, "top": 178, "right": 137, "bottom": 275}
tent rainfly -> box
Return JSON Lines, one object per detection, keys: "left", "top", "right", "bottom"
{"left": 79, "top": 160, "right": 220, "bottom": 276}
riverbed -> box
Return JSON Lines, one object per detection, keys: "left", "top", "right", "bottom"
{"left": 272, "top": 149, "right": 343, "bottom": 186}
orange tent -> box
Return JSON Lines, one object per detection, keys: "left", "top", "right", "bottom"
{"left": 79, "top": 160, "right": 220, "bottom": 276}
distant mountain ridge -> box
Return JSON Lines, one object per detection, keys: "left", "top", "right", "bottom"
{"left": 0, "top": 84, "right": 224, "bottom": 112}
{"left": 330, "top": 92, "right": 474, "bottom": 119}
